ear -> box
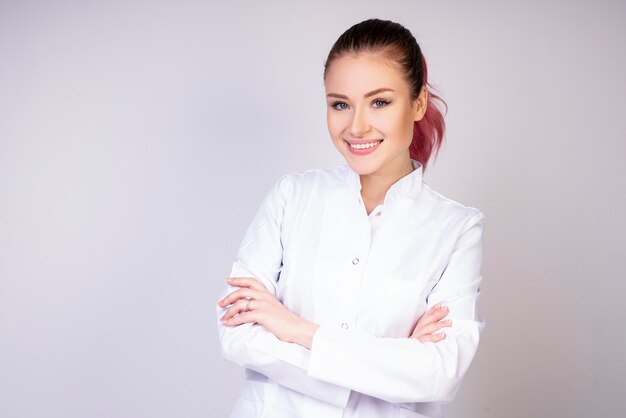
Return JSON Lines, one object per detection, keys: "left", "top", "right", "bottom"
{"left": 413, "top": 85, "right": 428, "bottom": 122}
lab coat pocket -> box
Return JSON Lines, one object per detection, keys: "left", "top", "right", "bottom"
{"left": 375, "top": 277, "right": 430, "bottom": 339}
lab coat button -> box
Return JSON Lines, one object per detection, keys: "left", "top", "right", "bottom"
{"left": 352, "top": 258, "right": 360, "bottom": 265}
{"left": 341, "top": 322, "right": 349, "bottom": 329}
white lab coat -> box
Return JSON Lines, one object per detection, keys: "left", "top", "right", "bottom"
{"left": 216, "top": 158, "right": 486, "bottom": 418}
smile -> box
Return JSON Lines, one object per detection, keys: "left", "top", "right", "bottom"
{"left": 345, "top": 139, "right": 384, "bottom": 155}
{"left": 350, "top": 141, "right": 382, "bottom": 149}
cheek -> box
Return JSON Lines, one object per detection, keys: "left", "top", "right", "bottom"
{"left": 391, "top": 110, "right": 417, "bottom": 144}
{"left": 326, "top": 113, "right": 344, "bottom": 140}
{"left": 402, "top": 119, "right": 415, "bottom": 144}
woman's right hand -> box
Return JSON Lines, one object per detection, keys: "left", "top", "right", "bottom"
{"left": 410, "top": 304, "right": 452, "bottom": 343}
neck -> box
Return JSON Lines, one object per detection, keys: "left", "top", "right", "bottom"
{"left": 359, "top": 156, "right": 414, "bottom": 203}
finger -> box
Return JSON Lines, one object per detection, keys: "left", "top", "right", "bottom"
{"left": 226, "top": 277, "right": 267, "bottom": 292}
{"left": 222, "top": 310, "right": 258, "bottom": 327}
{"left": 220, "top": 298, "right": 248, "bottom": 321}
{"left": 218, "top": 288, "right": 247, "bottom": 308}
{"left": 426, "top": 304, "right": 449, "bottom": 319}
{"left": 417, "top": 319, "right": 453, "bottom": 336}
{"left": 221, "top": 296, "right": 264, "bottom": 321}
{"left": 218, "top": 287, "right": 263, "bottom": 308}
{"left": 417, "top": 304, "right": 449, "bottom": 325}
{"left": 410, "top": 317, "right": 451, "bottom": 339}
{"left": 417, "top": 332, "right": 447, "bottom": 343}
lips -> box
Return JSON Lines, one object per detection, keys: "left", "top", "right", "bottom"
{"left": 345, "top": 138, "right": 383, "bottom": 155}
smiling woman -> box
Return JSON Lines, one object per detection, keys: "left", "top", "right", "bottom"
{"left": 216, "top": 18, "right": 485, "bottom": 418}
{"left": 325, "top": 53, "right": 429, "bottom": 212}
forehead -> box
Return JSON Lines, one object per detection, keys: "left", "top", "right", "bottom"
{"left": 324, "top": 53, "right": 407, "bottom": 94}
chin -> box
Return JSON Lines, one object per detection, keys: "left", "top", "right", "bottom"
{"left": 343, "top": 156, "right": 380, "bottom": 176}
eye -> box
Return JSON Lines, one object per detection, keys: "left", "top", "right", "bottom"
{"left": 372, "top": 99, "right": 390, "bottom": 108}
{"left": 330, "top": 101, "right": 349, "bottom": 111}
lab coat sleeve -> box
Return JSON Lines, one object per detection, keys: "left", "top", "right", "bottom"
{"left": 216, "top": 174, "right": 352, "bottom": 409}
{"left": 307, "top": 210, "right": 486, "bottom": 404}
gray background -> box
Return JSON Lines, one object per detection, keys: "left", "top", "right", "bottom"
{"left": 1, "top": 1, "right": 625, "bottom": 417}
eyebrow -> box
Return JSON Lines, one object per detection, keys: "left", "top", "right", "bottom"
{"left": 326, "top": 87, "right": 395, "bottom": 100}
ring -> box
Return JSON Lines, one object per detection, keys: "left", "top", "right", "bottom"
{"left": 245, "top": 296, "right": 251, "bottom": 312}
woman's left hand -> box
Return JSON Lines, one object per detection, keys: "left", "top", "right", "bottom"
{"left": 218, "top": 277, "right": 317, "bottom": 347}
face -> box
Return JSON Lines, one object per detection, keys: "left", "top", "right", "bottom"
{"left": 324, "top": 53, "right": 427, "bottom": 178}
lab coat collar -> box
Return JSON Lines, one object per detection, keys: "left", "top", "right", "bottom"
{"left": 347, "top": 158, "right": 424, "bottom": 203}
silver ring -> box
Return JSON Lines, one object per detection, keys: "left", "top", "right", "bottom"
{"left": 245, "top": 296, "right": 251, "bottom": 312}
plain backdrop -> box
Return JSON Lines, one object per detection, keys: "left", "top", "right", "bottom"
{"left": 1, "top": 1, "right": 625, "bottom": 417}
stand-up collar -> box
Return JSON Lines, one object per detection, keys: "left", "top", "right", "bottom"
{"left": 347, "top": 158, "right": 424, "bottom": 203}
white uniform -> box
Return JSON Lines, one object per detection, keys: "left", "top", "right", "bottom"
{"left": 216, "top": 159, "right": 486, "bottom": 418}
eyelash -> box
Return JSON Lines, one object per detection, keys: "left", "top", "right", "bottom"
{"left": 329, "top": 99, "right": 391, "bottom": 111}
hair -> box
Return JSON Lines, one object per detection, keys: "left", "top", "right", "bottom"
{"left": 324, "top": 18, "right": 447, "bottom": 171}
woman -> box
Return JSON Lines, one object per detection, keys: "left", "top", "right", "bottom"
{"left": 216, "top": 18, "right": 485, "bottom": 418}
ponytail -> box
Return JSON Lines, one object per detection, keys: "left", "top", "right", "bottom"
{"left": 410, "top": 57, "right": 447, "bottom": 171}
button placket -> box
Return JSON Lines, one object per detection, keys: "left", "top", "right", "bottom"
{"left": 337, "top": 199, "right": 371, "bottom": 333}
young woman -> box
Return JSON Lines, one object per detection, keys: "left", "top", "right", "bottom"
{"left": 216, "top": 18, "right": 486, "bottom": 418}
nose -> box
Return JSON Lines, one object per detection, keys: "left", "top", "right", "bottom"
{"left": 349, "top": 106, "right": 371, "bottom": 137}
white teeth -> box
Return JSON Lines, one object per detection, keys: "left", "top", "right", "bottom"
{"left": 349, "top": 141, "right": 381, "bottom": 149}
